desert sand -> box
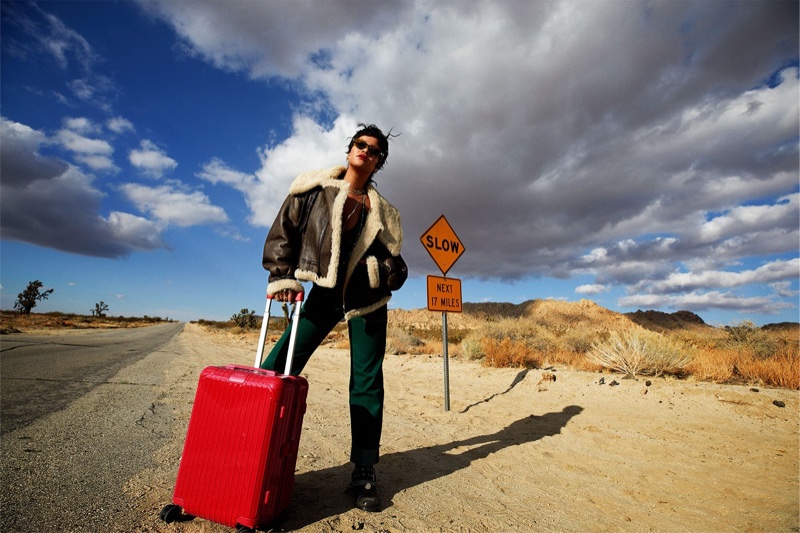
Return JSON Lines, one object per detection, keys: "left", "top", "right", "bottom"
{"left": 121, "top": 323, "right": 798, "bottom": 532}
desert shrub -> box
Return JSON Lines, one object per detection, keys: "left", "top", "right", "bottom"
{"left": 587, "top": 328, "right": 693, "bottom": 378}
{"left": 562, "top": 330, "right": 596, "bottom": 354}
{"left": 230, "top": 309, "right": 258, "bottom": 329}
{"left": 548, "top": 348, "right": 604, "bottom": 371}
{"left": 457, "top": 334, "right": 484, "bottom": 361}
{"left": 688, "top": 343, "right": 799, "bottom": 389}
{"left": 473, "top": 319, "right": 558, "bottom": 357}
{"left": 736, "top": 344, "right": 800, "bottom": 389}
{"left": 724, "top": 321, "right": 776, "bottom": 358}
{"left": 684, "top": 347, "right": 738, "bottom": 383}
{"left": 480, "top": 317, "right": 541, "bottom": 341}
{"left": 480, "top": 337, "right": 543, "bottom": 369}
{"left": 524, "top": 331, "right": 558, "bottom": 354}
{"left": 386, "top": 326, "right": 423, "bottom": 354}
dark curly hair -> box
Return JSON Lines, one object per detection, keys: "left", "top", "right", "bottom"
{"left": 346, "top": 123, "right": 398, "bottom": 178}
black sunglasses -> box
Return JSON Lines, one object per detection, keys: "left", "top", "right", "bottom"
{"left": 353, "top": 139, "right": 384, "bottom": 158}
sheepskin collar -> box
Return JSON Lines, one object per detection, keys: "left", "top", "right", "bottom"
{"left": 288, "top": 166, "right": 403, "bottom": 255}
{"left": 288, "top": 165, "right": 349, "bottom": 195}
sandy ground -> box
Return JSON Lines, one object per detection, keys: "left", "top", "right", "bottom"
{"left": 118, "top": 324, "right": 799, "bottom": 532}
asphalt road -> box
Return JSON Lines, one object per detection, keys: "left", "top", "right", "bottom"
{"left": 0, "top": 323, "right": 185, "bottom": 532}
{"left": 1, "top": 323, "right": 184, "bottom": 435}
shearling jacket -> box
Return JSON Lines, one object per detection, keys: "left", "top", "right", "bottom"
{"left": 263, "top": 166, "right": 407, "bottom": 320}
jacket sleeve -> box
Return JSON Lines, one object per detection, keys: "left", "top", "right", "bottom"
{"left": 262, "top": 194, "right": 305, "bottom": 297}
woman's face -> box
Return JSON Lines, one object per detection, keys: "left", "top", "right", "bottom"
{"left": 347, "top": 135, "right": 383, "bottom": 175}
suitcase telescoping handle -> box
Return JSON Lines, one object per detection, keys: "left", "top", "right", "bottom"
{"left": 254, "top": 292, "right": 304, "bottom": 375}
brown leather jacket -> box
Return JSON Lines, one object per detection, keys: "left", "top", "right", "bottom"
{"left": 263, "top": 166, "right": 407, "bottom": 320}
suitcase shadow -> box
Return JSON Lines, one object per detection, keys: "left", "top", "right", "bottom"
{"left": 279, "top": 404, "right": 583, "bottom": 530}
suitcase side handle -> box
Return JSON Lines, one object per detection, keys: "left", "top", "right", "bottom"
{"left": 254, "top": 292, "right": 304, "bottom": 375}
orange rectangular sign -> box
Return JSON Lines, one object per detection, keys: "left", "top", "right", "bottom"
{"left": 427, "top": 275, "right": 462, "bottom": 313}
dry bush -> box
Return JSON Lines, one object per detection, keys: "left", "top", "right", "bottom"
{"left": 477, "top": 316, "right": 542, "bottom": 341}
{"left": 723, "top": 320, "right": 777, "bottom": 358}
{"left": 546, "top": 348, "right": 604, "bottom": 372}
{"left": 456, "top": 334, "right": 484, "bottom": 361}
{"left": 684, "top": 347, "right": 738, "bottom": 383}
{"left": 386, "top": 326, "right": 423, "bottom": 355}
{"left": 688, "top": 343, "right": 800, "bottom": 389}
{"left": 736, "top": 344, "right": 799, "bottom": 389}
{"left": 561, "top": 330, "right": 598, "bottom": 354}
{"left": 587, "top": 328, "right": 693, "bottom": 378}
{"left": 480, "top": 337, "right": 543, "bottom": 369}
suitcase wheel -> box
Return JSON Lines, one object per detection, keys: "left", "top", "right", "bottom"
{"left": 236, "top": 526, "right": 256, "bottom": 533}
{"left": 159, "top": 504, "right": 182, "bottom": 524}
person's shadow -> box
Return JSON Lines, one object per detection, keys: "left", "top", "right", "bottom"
{"left": 275, "top": 403, "right": 583, "bottom": 530}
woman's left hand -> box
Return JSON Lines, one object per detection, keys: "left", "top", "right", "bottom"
{"left": 274, "top": 289, "right": 303, "bottom": 303}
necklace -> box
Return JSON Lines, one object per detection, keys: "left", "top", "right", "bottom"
{"left": 349, "top": 188, "right": 367, "bottom": 196}
{"left": 345, "top": 193, "right": 365, "bottom": 225}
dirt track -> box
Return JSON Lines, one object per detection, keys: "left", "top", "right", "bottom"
{"left": 3, "top": 324, "right": 798, "bottom": 532}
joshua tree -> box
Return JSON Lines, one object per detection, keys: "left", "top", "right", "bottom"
{"left": 231, "top": 308, "right": 257, "bottom": 329}
{"left": 92, "top": 301, "right": 109, "bottom": 318}
{"left": 14, "top": 280, "right": 54, "bottom": 314}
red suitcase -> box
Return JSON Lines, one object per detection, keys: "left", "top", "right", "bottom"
{"left": 160, "top": 294, "right": 307, "bottom": 531}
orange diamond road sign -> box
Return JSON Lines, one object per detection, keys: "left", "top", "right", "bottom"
{"left": 427, "top": 275, "right": 462, "bottom": 313}
{"left": 420, "top": 215, "right": 465, "bottom": 275}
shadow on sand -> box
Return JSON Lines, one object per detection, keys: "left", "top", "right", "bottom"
{"left": 278, "top": 402, "right": 583, "bottom": 530}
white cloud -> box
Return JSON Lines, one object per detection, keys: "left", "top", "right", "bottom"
{"left": 75, "top": 153, "right": 118, "bottom": 172}
{"left": 120, "top": 183, "right": 228, "bottom": 227}
{"left": 55, "top": 128, "right": 113, "bottom": 156}
{"left": 52, "top": 121, "right": 119, "bottom": 173}
{"left": 644, "top": 258, "right": 800, "bottom": 295}
{"left": 129, "top": 139, "right": 178, "bottom": 178}
{"left": 1, "top": 117, "right": 166, "bottom": 257}
{"left": 106, "top": 116, "right": 135, "bottom": 134}
{"left": 771, "top": 281, "right": 799, "bottom": 299}
{"left": 135, "top": 0, "right": 409, "bottom": 79}
{"left": 697, "top": 194, "right": 799, "bottom": 246}
{"left": 619, "top": 291, "right": 793, "bottom": 315}
{"left": 7, "top": 0, "right": 97, "bottom": 71}
{"left": 197, "top": 157, "right": 254, "bottom": 189}
{"left": 63, "top": 116, "right": 99, "bottom": 135}
{"left": 105, "top": 211, "right": 167, "bottom": 250}
{"left": 250, "top": 116, "right": 358, "bottom": 226}
{"left": 575, "top": 284, "right": 607, "bottom": 295}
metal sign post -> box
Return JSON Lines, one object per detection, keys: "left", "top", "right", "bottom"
{"left": 442, "top": 311, "right": 450, "bottom": 411}
{"left": 421, "top": 215, "right": 464, "bottom": 412}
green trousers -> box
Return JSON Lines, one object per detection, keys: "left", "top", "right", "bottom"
{"left": 261, "top": 286, "right": 387, "bottom": 467}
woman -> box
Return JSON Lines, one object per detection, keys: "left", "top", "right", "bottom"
{"left": 261, "top": 124, "right": 407, "bottom": 512}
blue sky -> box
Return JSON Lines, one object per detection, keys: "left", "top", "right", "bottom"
{"left": 1, "top": 0, "right": 798, "bottom": 326}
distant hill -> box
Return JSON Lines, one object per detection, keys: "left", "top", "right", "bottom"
{"left": 624, "top": 309, "right": 709, "bottom": 332}
{"left": 464, "top": 299, "right": 636, "bottom": 332}
{"left": 391, "top": 300, "right": 797, "bottom": 333}
{"left": 392, "top": 299, "right": 636, "bottom": 332}
{"left": 761, "top": 322, "right": 800, "bottom": 333}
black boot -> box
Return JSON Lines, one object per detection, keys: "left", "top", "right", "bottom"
{"left": 347, "top": 465, "right": 380, "bottom": 512}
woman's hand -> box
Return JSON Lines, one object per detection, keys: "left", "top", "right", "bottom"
{"left": 273, "top": 289, "right": 303, "bottom": 303}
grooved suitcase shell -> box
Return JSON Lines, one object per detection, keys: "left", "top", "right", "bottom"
{"left": 172, "top": 365, "right": 308, "bottom": 529}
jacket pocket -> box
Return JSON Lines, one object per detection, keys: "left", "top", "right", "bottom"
{"left": 366, "top": 256, "right": 380, "bottom": 289}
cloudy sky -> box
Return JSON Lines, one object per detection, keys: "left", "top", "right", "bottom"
{"left": 1, "top": 0, "right": 797, "bottom": 325}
